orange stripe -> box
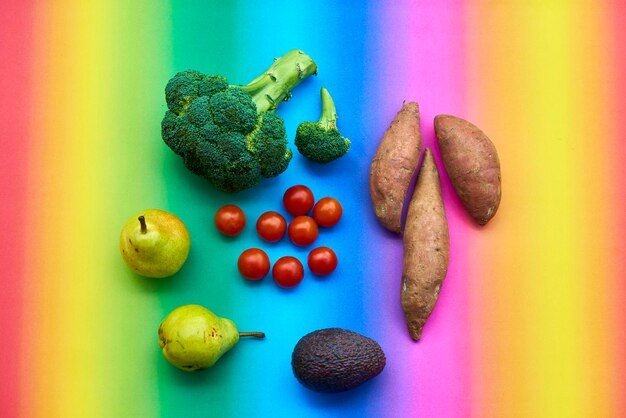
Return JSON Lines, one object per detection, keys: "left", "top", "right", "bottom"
{"left": 464, "top": 3, "right": 535, "bottom": 416}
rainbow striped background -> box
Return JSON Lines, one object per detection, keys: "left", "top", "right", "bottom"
{"left": 2, "top": 1, "right": 626, "bottom": 417}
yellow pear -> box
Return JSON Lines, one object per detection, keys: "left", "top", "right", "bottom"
{"left": 119, "top": 209, "right": 190, "bottom": 278}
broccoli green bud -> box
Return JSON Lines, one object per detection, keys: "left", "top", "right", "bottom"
{"left": 198, "top": 75, "right": 229, "bottom": 98}
{"left": 209, "top": 88, "right": 257, "bottom": 134}
{"left": 199, "top": 121, "right": 222, "bottom": 144}
{"left": 247, "top": 112, "right": 291, "bottom": 178}
{"left": 271, "top": 148, "right": 293, "bottom": 178}
{"left": 165, "top": 71, "right": 228, "bottom": 115}
{"left": 165, "top": 70, "right": 203, "bottom": 115}
{"left": 161, "top": 49, "right": 317, "bottom": 192}
{"left": 295, "top": 87, "right": 351, "bottom": 164}
{"left": 186, "top": 96, "right": 211, "bottom": 127}
{"left": 215, "top": 152, "right": 262, "bottom": 193}
{"left": 187, "top": 138, "right": 237, "bottom": 177}
{"left": 162, "top": 111, "right": 202, "bottom": 157}
{"left": 182, "top": 143, "right": 208, "bottom": 176}
{"left": 196, "top": 133, "right": 262, "bottom": 192}
{"left": 161, "top": 111, "right": 181, "bottom": 153}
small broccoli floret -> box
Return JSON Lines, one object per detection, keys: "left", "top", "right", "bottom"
{"left": 209, "top": 88, "right": 257, "bottom": 134}
{"left": 295, "top": 87, "right": 351, "bottom": 164}
{"left": 295, "top": 123, "right": 349, "bottom": 163}
{"left": 161, "top": 49, "right": 318, "bottom": 192}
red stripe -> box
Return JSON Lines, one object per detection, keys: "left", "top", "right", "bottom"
{"left": 0, "top": 2, "right": 35, "bottom": 416}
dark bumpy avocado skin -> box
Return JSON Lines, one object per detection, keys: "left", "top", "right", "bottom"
{"left": 291, "top": 328, "right": 386, "bottom": 393}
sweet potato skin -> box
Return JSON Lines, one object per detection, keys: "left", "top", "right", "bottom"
{"left": 434, "top": 114, "right": 501, "bottom": 225}
{"left": 369, "top": 102, "right": 422, "bottom": 234}
{"left": 401, "top": 148, "right": 449, "bottom": 341}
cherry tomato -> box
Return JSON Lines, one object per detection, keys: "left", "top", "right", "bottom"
{"left": 272, "top": 256, "right": 304, "bottom": 288}
{"left": 214, "top": 204, "right": 246, "bottom": 236}
{"left": 283, "top": 185, "right": 315, "bottom": 216}
{"left": 312, "top": 197, "right": 343, "bottom": 227}
{"left": 237, "top": 248, "right": 270, "bottom": 280}
{"left": 308, "top": 247, "right": 338, "bottom": 276}
{"left": 256, "top": 211, "right": 287, "bottom": 242}
{"left": 288, "top": 216, "right": 319, "bottom": 246}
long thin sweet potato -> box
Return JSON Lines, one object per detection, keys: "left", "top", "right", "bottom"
{"left": 401, "top": 148, "right": 450, "bottom": 341}
{"left": 434, "top": 114, "right": 501, "bottom": 225}
{"left": 369, "top": 102, "right": 422, "bottom": 234}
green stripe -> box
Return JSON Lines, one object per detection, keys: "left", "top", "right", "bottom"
{"left": 159, "top": 2, "right": 240, "bottom": 417}
{"left": 106, "top": 1, "right": 174, "bottom": 417}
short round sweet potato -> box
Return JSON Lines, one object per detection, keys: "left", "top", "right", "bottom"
{"left": 434, "top": 115, "right": 501, "bottom": 225}
{"left": 369, "top": 102, "right": 422, "bottom": 233}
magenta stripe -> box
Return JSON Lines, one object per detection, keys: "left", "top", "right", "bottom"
{"left": 365, "top": 2, "right": 471, "bottom": 417}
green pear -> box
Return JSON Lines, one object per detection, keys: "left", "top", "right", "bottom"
{"left": 158, "top": 304, "right": 264, "bottom": 371}
{"left": 119, "top": 209, "right": 190, "bottom": 278}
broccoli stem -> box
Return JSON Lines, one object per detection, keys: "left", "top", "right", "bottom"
{"left": 319, "top": 87, "right": 338, "bottom": 129}
{"left": 240, "top": 49, "right": 317, "bottom": 113}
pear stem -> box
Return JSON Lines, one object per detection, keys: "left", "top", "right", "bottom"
{"left": 138, "top": 216, "right": 147, "bottom": 234}
{"left": 239, "top": 332, "right": 265, "bottom": 338}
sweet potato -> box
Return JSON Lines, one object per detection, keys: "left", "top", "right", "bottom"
{"left": 434, "top": 115, "right": 501, "bottom": 225}
{"left": 401, "top": 148, "right": 449, "bottom": 341}
{"left": 369, "top": 102, "right": 422, "bottom": 234}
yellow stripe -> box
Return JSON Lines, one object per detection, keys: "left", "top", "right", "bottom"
{"left": 523, "top": 4, "right": 590, "bottom": 417}
{"left": 467, "top": 2, "right": 590, "bottom": 416}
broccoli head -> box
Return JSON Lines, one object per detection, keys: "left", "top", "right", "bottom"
{"left": 294, "top": 87, "right": 351, "bottom": 164}
{"left": 161, "top": 50, "right": 317, "bottom": 192}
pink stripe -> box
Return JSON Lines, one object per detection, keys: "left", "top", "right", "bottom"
{"left": 367, "top": 2, "right": 470, "bottom": 417}
{"left": 0, "top": 2, "right": 35, "bottom": 416}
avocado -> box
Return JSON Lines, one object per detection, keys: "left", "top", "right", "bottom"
{"left": 291, "top": 328, "right": 386, "bottom": 393}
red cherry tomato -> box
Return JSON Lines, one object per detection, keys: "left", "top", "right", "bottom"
{"left": 308, "top": 247, "right": 338, "bottom": 276}
{"left": 312, "top": 197, "right": 343, "bottom": 227}
{"left": 283, "top": 185, "right": 315, "bottom": 216}
{"left": 256, "top": 211, "right": 287, "bottom": 242}
{"left": 237, "top": 248, "right": 270, "bottom": 280}
{"left": 288, "top": 216, "right": 319, "bottom": 246}
{"left": 272, "top": 256, "right": 304, "bottom": 288}
{"left": 214, "top": 205, "right": 246, "bottom": 236}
